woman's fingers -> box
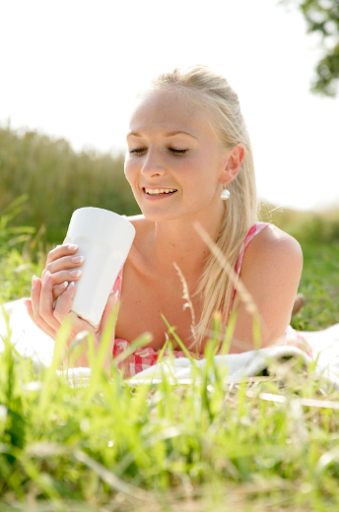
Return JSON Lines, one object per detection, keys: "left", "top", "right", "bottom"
{"left": 45, "top": 243, "right": 79, "bottom": 266}
{"left": 31, "top": 275, "right": 43, "bottom": 318}
{"left": 42, "top": 256, "right": 84, "bottom": 287}
{"left": 24, "top": 298, "right": 55, "bottom": 338}
{"left": 24, "top": 295, "right": 56, "bottom": 339}
{"left": 53, "top": 283, "right": 95, "bottom": 339}
{"left": 39, "top": 271, "right": 62, "bottom": 331}
{"left": 42, "top": 244, "right": 82, "bottom": 282}
{"left": 45, "top": 254, "right": 85, "bottom": 277}
{"left": 53, "top": 281, "right": 77, "bottom": 321}
{"left": 53, "top": 281, "right": 69, "bottom": 301}
{"left": 46, "top": 268, "right": 82, "bottom": 288}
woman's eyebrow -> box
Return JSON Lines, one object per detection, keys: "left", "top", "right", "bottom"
{"left": 164, "top": 130, "right": 198, "bottom": 139}
{"left": 127, "top": 130, "right": 198, "bottom": 139}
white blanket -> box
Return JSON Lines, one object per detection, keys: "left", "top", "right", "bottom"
{"left": 0, "top": 299, "right": 55, "bottom": 368}
{"left": 2, "top": 299, "right": 339, "bottom": 387}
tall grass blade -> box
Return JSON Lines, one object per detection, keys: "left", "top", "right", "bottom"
{"left": 161, "top": 314, "right": 198, "bottom": 367}
{"left": 74, "top": 449, "right": 149, "bottom": 502}
{"left": 194, "top": 222, "right": 263, "bottom": 350}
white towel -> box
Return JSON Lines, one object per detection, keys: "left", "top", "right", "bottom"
{"left": 128, "top": 325, "right": 339, "bottom": 386}
{"left": 0, "top": 298, "right": 54, "bottom": 368}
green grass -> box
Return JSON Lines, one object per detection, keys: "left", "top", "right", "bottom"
{"left": 0, "top": 197, "right": 43, "bottom": 304}
{"left": 292, "top": 242, "right": 339, "bottom": 331}
{"left": 1, "top": 311, "right": 339, "bottom": 511}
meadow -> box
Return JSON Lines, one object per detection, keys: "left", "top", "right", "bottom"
{"left": 1, "top": 126, "right": 339, "bottom": 511}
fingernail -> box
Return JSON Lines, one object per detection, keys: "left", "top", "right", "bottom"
{"left": 69, "top": 269, "right": 82, "bottom": 278}
{"left": 32, "top": 275, "right": 39, "bottom": 288}
{"left": 72, "top": 255, "right": 85, "bottom": 264}
{"left": 68, "top": 281, "right": 75, "bottom": 289}
{"left": 59, "top": 281, "right": 68, "bottom": 289}
{"left": 44, "top": 271, "right": 53, "bottom": 283}
{"left": 68, "top": 244, "right": 78, "bottom": 251}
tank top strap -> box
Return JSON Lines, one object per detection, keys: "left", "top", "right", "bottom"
{"left": 234, "top": 222, "right": 269, "bottom": 277}
{"left": 112, "top": 268, "right": 123, "bottom": 297}
{"left": 229, "top": 222, "right": 269, "bottom": 316}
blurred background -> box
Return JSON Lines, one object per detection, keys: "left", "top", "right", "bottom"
{"left": 0, "top": 0, "right": 338, "bottom": 246}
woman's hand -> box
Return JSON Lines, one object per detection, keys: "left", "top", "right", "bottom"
{"left": 41, "top": 243, "right": 85, "bottom": 301}
{"left": 24, "top": 268, "right": 119, "bottom": 367}
{"left": 24, "top": 272, "right": 91, "bottom": 339}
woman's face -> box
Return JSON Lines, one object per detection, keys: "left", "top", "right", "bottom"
{"left": 125, "top": 86, "right": 228, "bottom": 223}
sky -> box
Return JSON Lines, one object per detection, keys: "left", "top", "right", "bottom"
{"left": 0, "top": 0, "right": 338, "bottom": 211}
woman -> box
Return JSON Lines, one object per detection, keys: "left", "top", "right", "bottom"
{"left": 23, "top": 65, "right": 310, "bottom": 376}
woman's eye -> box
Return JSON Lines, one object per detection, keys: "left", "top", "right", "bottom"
{"left": 169, "top": 148, "right": 187, "bottom": 154}
{"left": 130, "top": 148, "right": 146, "bottom": 155}
{"left": 129, "top": 147, "right": 187, "bottom": 155}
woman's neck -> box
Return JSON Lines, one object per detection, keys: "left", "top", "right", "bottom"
{"left": 150, "top": 206, "right": 225, "bottom": 283}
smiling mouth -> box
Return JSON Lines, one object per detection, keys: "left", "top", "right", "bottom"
{"left": 143, "top": 188, "right": 178, "bottom": 196}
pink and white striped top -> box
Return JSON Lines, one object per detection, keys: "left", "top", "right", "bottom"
{"left": 112, "top": 222, "right": 312, "bottom": 377}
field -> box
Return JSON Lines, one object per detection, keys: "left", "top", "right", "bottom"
{"left": 1, "top": 127, "right": 339, "bottom": 511}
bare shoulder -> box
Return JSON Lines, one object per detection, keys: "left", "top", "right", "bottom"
{"left": 234, "top": 225, "right": 303, "bottom": 346}
{"left": 242, "top": 224, "right": 303, "bottom": 280}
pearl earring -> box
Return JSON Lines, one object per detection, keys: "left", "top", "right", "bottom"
{"left": 220, "top": 183, "right": 230, "bottom": 201}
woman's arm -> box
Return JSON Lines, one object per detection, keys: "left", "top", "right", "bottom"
{"left": 230, "top": 225, "right": 303, "bottom": 351}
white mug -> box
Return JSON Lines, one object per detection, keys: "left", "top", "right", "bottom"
{"left": 63, "top": 207, "right": 135, "bottom": 329}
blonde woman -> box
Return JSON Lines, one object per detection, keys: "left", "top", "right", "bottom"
{"left": 24, "top": 66, "right": 312, "bottom": 376}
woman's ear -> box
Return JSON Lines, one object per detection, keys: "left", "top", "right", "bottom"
{"left": 219, "top": 144, "right": 245, "bottom": 184}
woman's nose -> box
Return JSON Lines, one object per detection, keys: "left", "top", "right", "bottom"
{"left": 140, "top": 149, "right": 166, "bottom": 177}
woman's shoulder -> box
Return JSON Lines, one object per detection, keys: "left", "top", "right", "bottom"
{"left": 236, "top": 223, "right": 303, "bottom": 347}
{"left": 243, "top": 223, "right": 303, "bottom": 276}
{"left": 249, "top": 223, "right": 302, "bottom": 256}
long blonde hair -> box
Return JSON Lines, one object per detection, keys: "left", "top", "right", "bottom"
{"left": 150, "top": 66, "right": 258, "bottom": 349}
